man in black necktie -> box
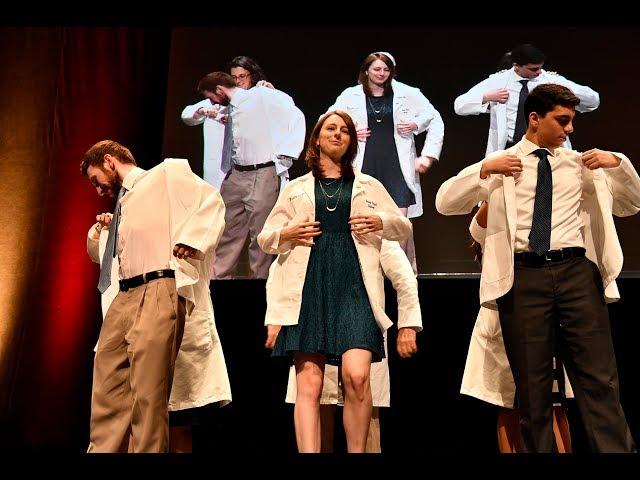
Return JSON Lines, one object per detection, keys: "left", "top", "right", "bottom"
{"left": 454, "top": 43, "right": 600, "bottom": 156}
{"left": 436, "top": 84, "right": 640, "bottom": 452}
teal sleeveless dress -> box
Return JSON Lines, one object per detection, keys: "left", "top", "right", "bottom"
{"left": 272, "top": 176, "right": 385, "bottom": 366}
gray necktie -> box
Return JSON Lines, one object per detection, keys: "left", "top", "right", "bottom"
{"left": 512, "top": 79, "right": 529, "bottom": 144}
{"left": 221, "top": 104, "right": 234, "bottom": 174}
{"left": 528, "top": 149, "right": 553, "bottom": 256}
{"left": 97, "top": 186, "right": 126, "bottom": 293}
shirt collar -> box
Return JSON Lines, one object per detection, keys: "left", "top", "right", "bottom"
{"left": 519, "top": 137, "right": 557, "bottom": 158}
{"left": 121, "top": 166, "right": 145, "bottom": 191}
{"left": 512, "top": 68, "right": 540, "bottom": 84}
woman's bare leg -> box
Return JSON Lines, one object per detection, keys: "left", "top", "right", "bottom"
{"left": 341, "top": 349, "right": 373, "bottom": 453}
{"left": 293, "top": 353, "right": 326, "bottom": 453}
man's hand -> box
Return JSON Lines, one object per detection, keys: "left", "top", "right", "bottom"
{"left": 582, "top": 149, "right": 622, "bottom": 170}
{"left": 349, "top": 215, "right": 383, "bottom": 235}
{"left": 265, "top": 324, "right": 281, "bottom": 349}
{"left": 480, "top": 154, "right": 523, "bottom": 179}
{"left": 279, "top": 221, "right": 322, "bottom": 247}
{"left": 196, "top": 107, "right": 218, "bottom": 119}
{"left": 173, "top": 243, "right": 201, "bottom": 259}
{"left": 96, "top": 212, "right": 113, "bottom": 230}
{"left": 397, "top": 327, "right": 418, "bottom": 358}
{"left": 483, "top": 88, "right": 509, "bottom": 104}
{"left": 91, "top": 212, "right": 113, "bottom": 239}
{"left": 415, "top": 156, "right": 436, "bottom": 174}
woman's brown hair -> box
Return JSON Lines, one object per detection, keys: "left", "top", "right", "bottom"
{"left": 357, "top": 52, "right": 396, "bottom": 97}
{"left": 305, "top": 110, "right": 358, "bottom": 179}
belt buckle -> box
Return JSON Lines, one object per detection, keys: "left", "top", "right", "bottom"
{"left": 545, "top": 250, "right": 564, "bottom": 262}
{"left": 142, "top": 272, "right": 148, "bottom": 283}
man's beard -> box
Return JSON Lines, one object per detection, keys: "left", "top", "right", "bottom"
{"left": 102, "top": 168, "right": 122, "bottom": 198}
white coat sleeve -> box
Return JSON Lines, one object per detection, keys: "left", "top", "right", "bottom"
{"left": 435, "top": 160, "right": 492, "bottom": 216}
{"left": 181, "top": 99, "right": 212, "bottom": 126}
{"left": 165, "top": 159, "right": 226, "bottom": 257}
{"left": 414, "top": 90, "right": 444, "bottom": 160}
{"left": 603, "top": 153, "right": 640, "bottom": 217}
{"left": 550, "top": 73, "right": 600, "bottom": 113}
{"left": 454, "top": 75, "right": 499, "bottom": 116}
{"left": 257, "top": 181, "right": 298, "bottom": 255}
{"left": 380, "top": 240, "right": 422, "bottom": 332}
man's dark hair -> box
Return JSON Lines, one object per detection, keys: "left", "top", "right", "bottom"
{"left": 524, "top": 84, "right": 580, "bottom": 118}
{"left": 510, "top": 43, "right": 546, "bottom": 65}
{"left": 197, "top": 71, "right": 236, "bottom": 94}
{"left": 80, "top": 140, "right": 136, "bottom": 176}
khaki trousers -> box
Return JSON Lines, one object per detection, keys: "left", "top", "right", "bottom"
{"left": 88, "top": 278, "right": 185, "bottom": 453}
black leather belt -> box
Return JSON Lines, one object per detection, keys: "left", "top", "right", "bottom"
{"left": 233, "top": 161, "right": 275, "bottom": 171}
{"left": 514, "top": 247, "right": 585, "bottom": 266}
{"left": 119, "top": 269, "right": 175, "bottom": 292}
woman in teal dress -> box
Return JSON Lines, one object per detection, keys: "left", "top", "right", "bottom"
{"left": 258, "top": 110, "right": 418, "bottom": 452}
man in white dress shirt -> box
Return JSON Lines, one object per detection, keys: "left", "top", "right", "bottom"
{"left": 437, "top": 84, "right": 639, "bottom": 452}
{"left": 454, "top": 43, "right": 600, "bottom": 156}
{"left": 81, "top": 140, "right": 226, "bottom": 452}
{"left": 203, "top": 71, "right": 306, "bottom": 279}
{"left": 181, "top": 56, "right": 271, "bottom": 191}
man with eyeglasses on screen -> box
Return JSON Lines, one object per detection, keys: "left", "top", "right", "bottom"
{"left": 182, "top": 56, "right": 274, "bottom": 191}
{"left": 197, "top": 63, "right": 305, "bottom": 279}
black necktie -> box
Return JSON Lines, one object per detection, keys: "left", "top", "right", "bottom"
{"left": 97, "top": 186, "right": 126, "bottom": 293}
{"left": 528, "top": 149, "right": 552, "bottom": 255}
{"left": 512, "top": 80, "right": 529, "bottom": 144}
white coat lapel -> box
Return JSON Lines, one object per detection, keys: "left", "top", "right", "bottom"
{"left": 495, "top": 70, "right": 512, "bottom": 148}
{"left": 351, "top": 172, "right": 368, "bottom": 215}
{"left": 391, "top": 81, "right": 409, "bottom": 124}
{"left": 288, "top": 173, "right": 315, "bottom": 219}
{"left": 503, "top": 176, "right": 517, "bottom": 242}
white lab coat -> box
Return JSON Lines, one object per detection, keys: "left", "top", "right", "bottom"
{"left": 181, "top": 100, "right": 227, "bottom": 190}
{"left": 258, "top": 171, "right": 414, "bottom": 332}
{"left": 460, "top": 217, "right": 573, "bottom": 408}
{"left": 87, "top": 158, "right": 232, "bottom": 410}
{"left": 454, "top": 68, "right": 599, "bottom": 156}
{"left": 227, "top": 86, "right": 306, "bottom": 191}
{"left": 327, "top": 80, "right": 444, "bottom": 218}
{"left": 284, "top": 240, "right": 422, "bottom": 407}
{"left": 435, "top": 142, "right": 640, "bottom": 309}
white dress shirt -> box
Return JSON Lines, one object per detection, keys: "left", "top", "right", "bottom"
{"left": 181, "top": 99, "right": 227, "bottom": 190}
{"left": 514, "top": 138, "right": 585, "bottom": 252}
{"left": 505, "top": 72, "right": 541, "bottom": 143}
{"left": 117, "top": 167, "right": 173, "bottom": 279}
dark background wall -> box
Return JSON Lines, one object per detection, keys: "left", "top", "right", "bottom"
{"left": 162, "top": 27, "right": 640, "bottom": 274}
